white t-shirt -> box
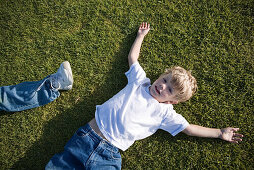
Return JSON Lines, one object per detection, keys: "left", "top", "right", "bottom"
{"left": 95, "top": 62, "right": 189, "bottom": 151}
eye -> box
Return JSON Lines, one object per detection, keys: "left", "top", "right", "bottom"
{"left": 163, "top": 78, "right": 167, "bottom": 83}
{"left": 168, "top": 88, "right": 172, "bottom": 93}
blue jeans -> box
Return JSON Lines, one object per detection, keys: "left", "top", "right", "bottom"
{"left": 45, "top": 123, "right": 122, "bottom": 170}
{"left": 0, "top": 76, "right": 60, "bottom": 112}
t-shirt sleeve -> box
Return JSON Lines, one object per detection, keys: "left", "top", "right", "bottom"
{"left": 160, "top": 108, "right": 189, "bottom": 136}
{"left": 125, "top": 62, "right": 146, "bottom": 84}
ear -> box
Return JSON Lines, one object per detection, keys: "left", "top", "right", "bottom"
{"left": 164, "top": 100, "right": 178, "bottom": 104}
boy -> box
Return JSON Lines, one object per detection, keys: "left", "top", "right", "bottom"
{"left": 0, "top": 23, "right": 243, "bottom": 169}
{"left": 46, "top": 22, "right": 243, "bottom": 169}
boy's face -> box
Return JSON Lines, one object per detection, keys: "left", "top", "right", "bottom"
{"left": 149, "top": 74, "right": 178, "bottom": 104}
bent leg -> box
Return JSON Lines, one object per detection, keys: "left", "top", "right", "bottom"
{"left": 0, "top": 76, "right": 60, "bottom": 112}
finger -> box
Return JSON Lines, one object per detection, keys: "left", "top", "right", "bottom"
{"left": 232, "top": 136, "right": 242, "bottom": 141}
{"left": 145, "top": 22, "right": 147, "bottom": 28}
{"left": 232, "top": 128, "right": 239, "bottom": 132}
{"left": 140, "top": 23, "right": 144, "bottom": 29}
{"left": 233, "top": 133, "right": 244, "bottom": 137}
{"left": 230, "top": 140, "right": 239, "bottom": 144}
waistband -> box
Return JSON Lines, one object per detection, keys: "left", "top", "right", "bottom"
{"left": 81, "top": 123, "right": 119, "bottom": 153}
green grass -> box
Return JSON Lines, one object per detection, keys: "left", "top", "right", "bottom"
{"left": 0, "top": 0, "right": 253, "bottom": 169}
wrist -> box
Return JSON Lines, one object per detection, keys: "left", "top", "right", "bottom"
{"left": 137, "top": 34, "right": 145, "bottom": 39}
{"left": 218, "top": 129, "right": 223, "bottom": 139}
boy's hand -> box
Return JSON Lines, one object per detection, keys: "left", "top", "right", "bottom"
{"left": 183, "top": 124, "right": 243, "bottom": 144}
{"left": 128, "top": 22, "right": 150, "bottom": 67}
{"left": 220, "top": 128, "right": 243, "bottom": 144}
{"left": 137, "top": 22, "right": 150, "bottom": 37}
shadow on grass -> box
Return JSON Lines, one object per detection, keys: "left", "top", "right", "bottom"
{"left": 0, "top": 111, "right": 12, "bottom": 116}
{"left": 10, "top": 31, "right": 137, "bottom": 170}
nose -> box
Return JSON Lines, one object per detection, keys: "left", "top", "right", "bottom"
{"left": 159, "top": 83, "right": 166, "bottom": 91}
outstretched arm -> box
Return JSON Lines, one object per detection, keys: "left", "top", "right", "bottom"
{"left": 182, "top": 124, "right": 243, "bottom": 143}
{"left": 128, "top": 22, "right": 150, "bottom": 67}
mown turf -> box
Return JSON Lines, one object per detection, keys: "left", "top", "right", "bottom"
{"left": 0, "top": 0, "right": 253, "bottom": 169}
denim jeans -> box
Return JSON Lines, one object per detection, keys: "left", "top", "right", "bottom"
{"left": 0, "top": 76, "right": 60, "bottom": 112}
{"left": 45, "top": 123, "right": 122, "bottom": 170}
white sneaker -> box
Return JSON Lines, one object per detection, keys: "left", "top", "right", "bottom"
{"left": 49, "top": 61, "right": 73, "bottom": 90}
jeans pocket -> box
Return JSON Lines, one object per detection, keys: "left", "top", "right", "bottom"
{"left": 65, "top": 128, "right": 90, "bottom": 151}
{"left": 103, "top": 144, "right": 121, "bottom": 160}
{"left": 110, "top": 150, "right": 121, "bottom": 160}
{"left": 99, "top": 148, "right": 121, "bottom": 161}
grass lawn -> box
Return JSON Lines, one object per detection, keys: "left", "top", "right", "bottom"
{"left": 0, "top": 0, "right": 253, "bottom": 169}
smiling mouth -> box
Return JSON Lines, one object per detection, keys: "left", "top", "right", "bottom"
{"left": 155, "top": 86, "right": 160, "bottom": 94}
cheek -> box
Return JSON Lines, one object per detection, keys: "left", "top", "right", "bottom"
{"left": 162, "top": 91, "right": 170, "bottom": 97}
{"left": 161, "top": 91, "right": 167, "bottom": 97}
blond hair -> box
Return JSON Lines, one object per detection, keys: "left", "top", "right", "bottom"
{"left": 163, "top": 66, "right": 197, "bottom": 102}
